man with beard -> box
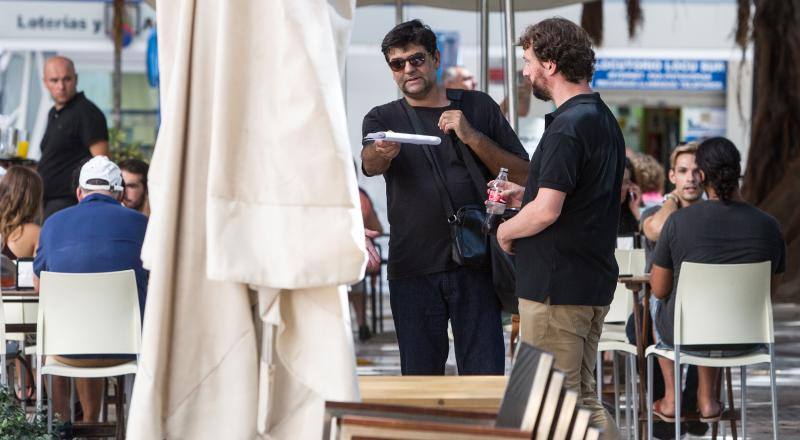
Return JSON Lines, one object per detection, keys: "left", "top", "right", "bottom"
{"left": 119, "top": 159, "right": 150, "bottom": 216}
{"left": 361, "top": 19, "right": 528, "bottom": 375}
{"left": 495, "top": 18, "right": 624, "bottom": 438}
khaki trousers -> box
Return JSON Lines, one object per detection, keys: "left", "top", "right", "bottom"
{"left": 519, "top": 298, "right": 621, "bottom": 440}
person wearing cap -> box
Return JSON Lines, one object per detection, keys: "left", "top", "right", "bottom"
{"left": 33, "top": 155, "right": 147, "bottom": 423}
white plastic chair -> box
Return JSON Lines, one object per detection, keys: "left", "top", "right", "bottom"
{"left": 646, "top": 261, "right": 777, "bottom": 440}
{"left": 35, "top": 270, "right": 141, "bottom": 435}
{"left": 597, "top": 282, "right": 638, "bottom": 440}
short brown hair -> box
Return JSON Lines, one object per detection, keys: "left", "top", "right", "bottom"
{"left": 517, "top": 18, "right": 595, "bottom": 83}
{"left": 669, "top": 142, "right": 699, "bottom": 169}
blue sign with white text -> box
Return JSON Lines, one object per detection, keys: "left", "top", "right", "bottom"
{"left": 592, "top": 58, "right": 727, "bottom": 91}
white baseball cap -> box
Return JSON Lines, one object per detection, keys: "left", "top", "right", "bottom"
{"left": 79, "top": 156, "right": 123, "bottom": 192}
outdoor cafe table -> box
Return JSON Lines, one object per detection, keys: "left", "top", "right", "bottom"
{"left": 358, "top": 375, "right": 507, "bottom": 412}
{"left": 2, "top": 289, "right": 38, "bottom": 334}
{"left": 619, "top": 274, "right": 651, "bottom": 431}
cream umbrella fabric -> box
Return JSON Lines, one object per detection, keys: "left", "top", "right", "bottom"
{"left": 126, "top": 0, "right": 365, "bottom": 438}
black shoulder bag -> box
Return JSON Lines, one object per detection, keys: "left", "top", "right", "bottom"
{"left": 400, "top": 91, "right": 518, "bottom": 314}
{"left": 400, "top": 99, "right": 488, "bottom": 269}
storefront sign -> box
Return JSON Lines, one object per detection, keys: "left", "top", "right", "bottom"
{"left": 0, "top": 1, "right": 148, "bottom": 40}
{"left": 592, "top": 58, "right": 727, "bottom": 92}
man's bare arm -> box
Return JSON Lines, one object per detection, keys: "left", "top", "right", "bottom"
{"left": 496, "top": 188, "right": 565, "bottom": 254}
{"left": 438, "top": 110, "right": 528, "bottom": 184}
{"left": 642, "top": 197, "right": 680, "bottom": 242}
{"left": 89, "top": 140, "right": 109, "bottom": 157}
{"left": 650, "top": 264, "right": 673, "bottom": 300}
{"left": 463, "top": 131, "right": 529, "bottom": 184}
{"left": 361, "top": 139, "right": 401, "bottom": 176}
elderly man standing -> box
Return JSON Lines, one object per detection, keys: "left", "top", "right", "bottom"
{"left": 496, "top": 18, "right": 624, "bottom": 438}
{"left": 38, "top": 56, "right": 109, "bottom": 220}
{"left": 34, "top": 155, "right": 148, "bottom": 423}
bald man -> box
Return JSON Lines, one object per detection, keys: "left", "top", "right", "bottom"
{"left": 38, "top": 56, "right": 109, "bottom": 219}
{"left": 442, "top": 66, "right": 477, "bottom": 91}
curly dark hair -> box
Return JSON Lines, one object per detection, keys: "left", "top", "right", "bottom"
{"left": 381, "top": 19, "right": 438, "bottom": 61}
{"left": 696, "top": 137, "right": 742, "bottom": 203}
{"left": 517, "top": 17, "right": 595, "bottom": 83}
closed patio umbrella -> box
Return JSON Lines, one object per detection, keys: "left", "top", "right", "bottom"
{"left": 126, "top": 0, "right": 366, "bottom": 438}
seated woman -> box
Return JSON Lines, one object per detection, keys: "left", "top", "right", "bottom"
{"left": 649, "top": 137, "right": 785, "bottom": 422}
{"left": 0, "top": 166, "right": 43, "bottom": 402}
{"left": 0, "top": 166, "right": 43, "bottom": 261}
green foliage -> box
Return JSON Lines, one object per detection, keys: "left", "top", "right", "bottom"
{"left": 0, "top": 386, "right": 54, "bottom": 439}
{"left": 108, "top": 127, "right": 147, "bottom": 163}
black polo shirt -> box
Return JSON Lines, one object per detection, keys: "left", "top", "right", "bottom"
{"left": 38, "top": 92, "right": 108, "bottom": 200}
{"left": 362, "top": 90, "right": 528, "bottom": 279}
{"left": 515, "top": 92, "right": 625, "bottom": 306}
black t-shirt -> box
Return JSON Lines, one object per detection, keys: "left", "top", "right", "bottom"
{"left": 38, "top": 92, "right": 108, "bottom": 200}
{"left": 652, "top": 200, "right": 786, "bottom": 345}
{"left": 515, "top": 93, "right": 625, "bottom": 306}
{"left": 362, "top": 90, "right": 527, "bottom": 279}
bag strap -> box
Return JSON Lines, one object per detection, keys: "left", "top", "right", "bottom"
{"left": 445, "top": 89, "right": 491, "bottom": 201}
{"left": 400, "top": 98, "right": 457, "bottom": 222}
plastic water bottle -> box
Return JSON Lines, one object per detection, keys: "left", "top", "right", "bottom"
{"left": 482, "top": 167, "right": 508, "bottom": 234}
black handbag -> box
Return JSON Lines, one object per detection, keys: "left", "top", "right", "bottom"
{"left": 400, "top": 92, "right": 518, "bottom": 313}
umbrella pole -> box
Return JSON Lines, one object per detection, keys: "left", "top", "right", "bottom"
{"left": 395, "top": 0, "right": 403, "bottom": 24}
{"left": 503, "top": 0, "right": 517, "bottom": 131}
{"left": 480, "top": 0, "right": 489, "bottom": 93}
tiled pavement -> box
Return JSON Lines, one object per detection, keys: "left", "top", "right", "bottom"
{"left": 353, "top": 300, "right": 800, "bottom": 439}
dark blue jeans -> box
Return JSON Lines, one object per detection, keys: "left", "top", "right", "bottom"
{"left": 389, "top": 267, "right": 504, "bottom": 375}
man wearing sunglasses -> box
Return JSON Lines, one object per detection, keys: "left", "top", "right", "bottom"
{"left": 361, "top": 19, "right": 528, "bottom": 376}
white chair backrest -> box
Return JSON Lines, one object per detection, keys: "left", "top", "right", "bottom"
{"left": 614, "top": 249, "right": 630, "bottom": 274}
{"left": 37, "top": 270, "right": 141, "bottom": 356}
{"left": 629, "top": 249, "right": 646, "bottom": 276}
{"left": 674, "top": 261, "right": 773, "bottom": 346}
{"left": 4, "top": 300, "right": 37, "bottom": 325}
{"left": 615, "top": 249, "right": 646, "bottom": 276}
{"left": 605, "top": 283, "right": 633, "bottom": 323}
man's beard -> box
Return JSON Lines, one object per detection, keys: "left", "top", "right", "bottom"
{"left": 531, "top": 79, "right": 551, "bottom": 101}
{"left": 401, "top": 76, "right": 433, "bottom": 99}
{"left": 125, "top": 197, "right": 145, "bottom": 211}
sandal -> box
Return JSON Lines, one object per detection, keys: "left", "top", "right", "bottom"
{"left": 652, "top": 399, "right": 676, "bottom": 422}
{"left": 699, "top": 402, "right": 723, "bottom": 423}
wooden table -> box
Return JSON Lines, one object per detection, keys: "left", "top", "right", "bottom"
{"left": 359, "top": 376, "right": 507, "bottom": 412}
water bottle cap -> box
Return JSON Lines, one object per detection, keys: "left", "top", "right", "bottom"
{"left": 500, "top": 167, "right": 508, "bottom": 172}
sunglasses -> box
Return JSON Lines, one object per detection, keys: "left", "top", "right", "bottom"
{"left": 387, "top": 53, "right": 427, "bottom": 72}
